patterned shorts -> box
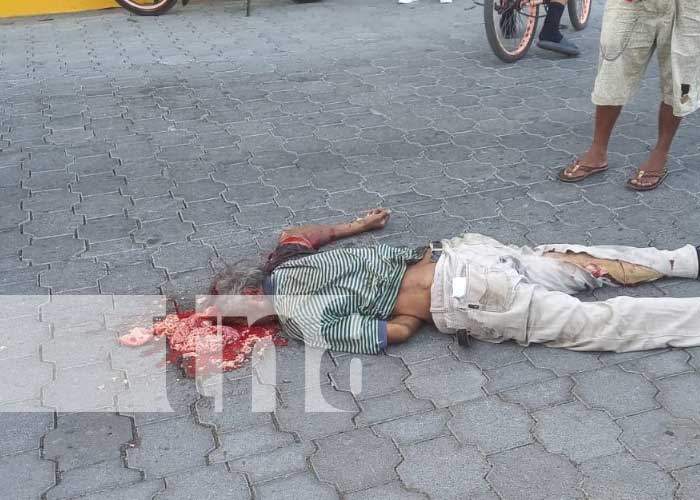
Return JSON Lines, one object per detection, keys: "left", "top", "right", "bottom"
{"left": 592, "top": 0, "right": 700, "bottom": 117}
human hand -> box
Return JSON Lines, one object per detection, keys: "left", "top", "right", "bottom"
{"left": 357, "top": 208, "right": 392, "bottom": 230}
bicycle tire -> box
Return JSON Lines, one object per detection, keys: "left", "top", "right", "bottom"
{"left": 115, "top": 0, "right": 178, "bottom": 16}
{"left": 484, "top": 0, "right": 539, "bottom": 63}
{"left": 567, "top": 0, "right": 591, "bottom": 30}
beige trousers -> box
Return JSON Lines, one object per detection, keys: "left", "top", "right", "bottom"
{"left": 430, "top": 233, "right": 700, "bottom": 352}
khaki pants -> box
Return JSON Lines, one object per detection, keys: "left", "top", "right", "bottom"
{"left": 430, "top": 234, "right": 700, "bottom": 352}
{"left": 592, "top": 0, "right": 700, "bottom": 117}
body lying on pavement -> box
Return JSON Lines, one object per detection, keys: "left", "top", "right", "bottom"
{"left": 204, "top": 208, "right": 700, "bottom": 354}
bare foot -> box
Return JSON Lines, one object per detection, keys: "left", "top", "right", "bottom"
{"left": 577, "top": 149, "right": 608, "bottom": 170}
{"left": 628, "top": 149, "right": 668, "bottom": 190}
{"left": 559, "top": 148, "right": 608, "bottom": 182}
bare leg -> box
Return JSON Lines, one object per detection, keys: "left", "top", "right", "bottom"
{"left": 560, "top": 105, "right": 622, "bottom": 181}
{"left": 545, "top": 252, "right": 663, "bottom": 286}
{"left": 629, "top": 102, "right": 682, "bottom": 188}
{"left": 579, "top": 105, "right": 623, "bottom": 168}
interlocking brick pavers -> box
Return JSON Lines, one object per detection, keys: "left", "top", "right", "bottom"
{"left": 254, "top": 472, "right": 337, "bottom": 500}
{"left": 126, "top": 415, "right": 215, "bottom": 478}
{"left": 449, "top": 396, "right": 533, "bottom": 454}
{"left": 655, "top": 373, "right": 700, "bottom": 424}
{"left": 0, "top": 402, "right": 53, "bottom": 457}
{"left": 373, "top": 408, "right": 451, "bottom": 447}
{"left": 2, "top": 451, "right": 56, "bottom": 500}
{"left": 45, "top": 460, "right": 142, "bottom": 500}
{"left": 43, "top": 362, "right": 127, "bottom": 412}
{"left": 43, "top": 413, "right": 133, "bottom": 473}
{"left": 621, "top": 350, "right": 693, "bottom": 379}
{"left": 581, "top": 452, "right": 676, "bottom": 500}
{"left": 312, "top": 428, "right": 401, "bottom": 493}
{"left": 227, "top": 441, "right": 315, "bottom": 484}
{"left": 484, "top": 360, "right": 556, "bottom": 394}
{"left": 0, "top": 317, "right": 50, "bottom": 361}
{"left": 355, "top": 389, "right": 432, "bottom": 427}
{"left": 195, "top": 376, "right": 273, "bottom": 432}
{"left": 118, "top": 371, "right": 200, "bottom": 426}
{"left": 524, "top": 343, "right": 604, "bottom": 376}
{"left": 398, "top": 435, "right": 491, "bottom": 500}
{"left": 67, "top": 480, "right": 166, "bottom": 500}
{"left": 673, "top": 465, "right": 700, "bottom": 500}
{"left": 208, "top": 423, "right": 295, "bottom": 464}
{"left": 620, "top": 408, "right": 700, "bottom": 470}
{"left": 344, "top": 481, "right": 427, "bottom": 500}
{"left": 154, "top": 465, "right": 250, "bottom": 500}
{"left": 275, "top": 383, "right": 359, "bottom": 440}
{"left": 405, "top": 354, "right": 486, "bottom": 407}
{"left": 1, "top": 355, "right": 53, "bottom": 404}
{"left": 533, "top": 401, "right": 623, "bottom": 463}
{"left": 3, "top": 1, "right": 700, "bottom": 498}
{"left": 329, "top": 353, "right": 409, "bottom": 400}
{"left": 573, "top": 365, "right": 659, "bottom": 418}
{"left": 500, "top": 376, "right": 575, "bottom": 411}
{"left": 488, "top": 443, "right": 584, "bottom": 500}
{"left": 451, "top": 338, "right": 525, "bottom": 369}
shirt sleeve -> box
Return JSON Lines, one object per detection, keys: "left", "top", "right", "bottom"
{"left": 278, "top": 232, "right": 316, "bottom": 249}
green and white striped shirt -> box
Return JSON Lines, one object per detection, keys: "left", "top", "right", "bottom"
{"left": 270, "top": 245, "right": 424, "bottom": 354}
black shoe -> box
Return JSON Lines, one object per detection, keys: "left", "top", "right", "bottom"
{"left": 537, "top": 36, "right": 581, "bottom": 56}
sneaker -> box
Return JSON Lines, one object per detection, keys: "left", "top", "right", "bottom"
{"left": 440, "top": 0, "right": 453, "bottom": 3}
{"left": 537, "top": 35, "right": 581, "bottom": 56}
{"left": 398, "top": 0, "right": 418, "bottom": 4}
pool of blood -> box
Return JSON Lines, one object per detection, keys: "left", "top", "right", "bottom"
{"left": 119, "top": 309, "right": 287, "bottom": 378}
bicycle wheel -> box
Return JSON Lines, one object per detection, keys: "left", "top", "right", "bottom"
{"left": 567, "top": 0, "right": 591, "bottom": 30}
{"left": 115, "top": 0, "right": 178, "bottom": 15}
{"left": 484, "top": 0, "right": 540, "bottom": 63}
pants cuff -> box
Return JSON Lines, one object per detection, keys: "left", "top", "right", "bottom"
{"left": 591, "top": 93, "right": 628, "bottom": 108}
{"left": 670, "top": 245, "right": 700, "bottom": 279}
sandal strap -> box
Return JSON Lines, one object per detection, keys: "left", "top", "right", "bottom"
{"left": 564, "top": 160, "right": 601, "bottom": 176}
{"left": 634, "top": 168, "right": 667, "bottom": 180}
{"left": 563, "top": 161, "right": 581, "bottom": 176}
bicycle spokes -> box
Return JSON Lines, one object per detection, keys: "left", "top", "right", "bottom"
{"left": 493, "top": 2, "right": 537, "bottom": 56}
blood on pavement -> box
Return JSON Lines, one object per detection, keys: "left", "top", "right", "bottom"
{"left": 119, "top": 309, "right": 287, "bottom": 378}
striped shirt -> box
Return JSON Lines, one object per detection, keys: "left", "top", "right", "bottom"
{"left": 269, "top": 245, "right": 424, "bottom": 354}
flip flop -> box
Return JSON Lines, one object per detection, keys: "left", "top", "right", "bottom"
{"left": 626, "top": 168, "right": 668, "bottom": 191}
{"left": 558, "top": 160, "right": 609, "bottom": 183}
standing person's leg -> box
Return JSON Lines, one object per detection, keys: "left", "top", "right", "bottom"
{"left": 538, "top": 0, "right": 581, "bottom": 55}
{"left": 559, "top": 0, "right": 656, "bottom": 183}
{"left": 627, "top": 102, "right": 681, "bottom": 190}
{"left": 559, "top": 105, "right": 622, "bottom": 182}
{"left": 628, "top": 4, "right": 683, "bottom": 190}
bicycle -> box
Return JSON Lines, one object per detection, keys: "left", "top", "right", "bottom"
{"left": 115, "top": 0, "right": 186, "bottom": 15}
{"left": 484, "top": 0, "right": 592, "bottom": 63}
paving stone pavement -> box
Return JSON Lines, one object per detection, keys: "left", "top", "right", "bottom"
{"left": 2, "top": 0, "right": 700, "bottom": 498}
